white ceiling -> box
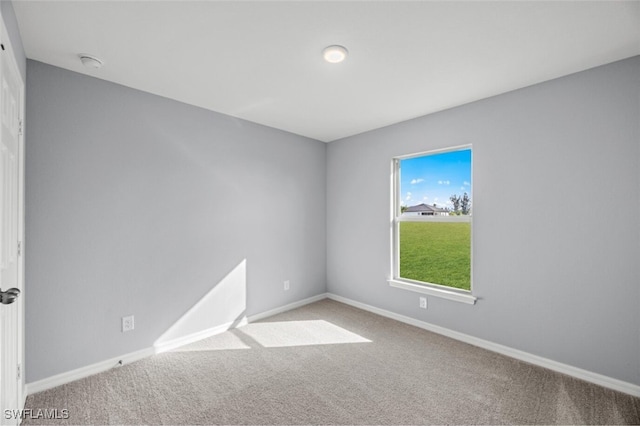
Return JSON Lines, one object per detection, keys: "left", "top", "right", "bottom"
{"left": 12, "top": 1, "right": 640, "bottom": 142}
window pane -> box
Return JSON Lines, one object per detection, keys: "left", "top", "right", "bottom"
{"left": 399, "top": 149, "right": 471, "bottom": 216}
{"left": 399, "top": 221, "right": 471, "bottom": 290}
{"left": 397, "top": 148, "right": 472, "bottom": 291}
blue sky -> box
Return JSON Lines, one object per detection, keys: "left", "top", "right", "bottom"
{"left": 400, "top": 149, "right": 471, "bottom": 209}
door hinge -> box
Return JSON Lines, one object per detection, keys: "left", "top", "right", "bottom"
{"left": 18, "top": 119, "right": 23, "bottom": 136}
{"left": 17, "top": 364, "right": 21, "bottom": 380}
{"left": 17, "top": 241, "right": 21, "bottom": 257}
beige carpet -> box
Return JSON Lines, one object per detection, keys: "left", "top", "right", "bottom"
{"left": 24, "top": 299, "right": 640, "bottom": 425}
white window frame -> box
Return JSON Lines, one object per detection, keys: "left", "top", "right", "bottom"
{"left": 388, "top": 145, "right": 477, "bottom": 305}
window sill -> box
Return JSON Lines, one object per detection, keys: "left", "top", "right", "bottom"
{"left": 387, "top": 279, "right": 477, "bottom": 305}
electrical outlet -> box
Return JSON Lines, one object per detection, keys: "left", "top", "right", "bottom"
{"left": 122, "top": 315, "right": 134, "bottom": 332}
{"left": 419, "top": 297, "right": 427, "bottom": 309}
{"left": 284, "top": 280, "right": 290, "bottom": 291}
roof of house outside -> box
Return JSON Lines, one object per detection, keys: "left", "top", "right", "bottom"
{"left": 404, "top": 203, "right": 448, "bottom": 213}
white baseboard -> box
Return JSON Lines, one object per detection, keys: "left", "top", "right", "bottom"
{"left": 326, "top": 292, "right": 640, "bottom": 397}
{"left": 25, "top": 293, "right": 328, "bottom": 395}
{"left": 25, "top": 291, "right": 640, "bottom": 398}
{"left": 248, "top": 293, "right": 328, "bottom": 323}
{"left": 153, "top": 317, "right": 249, "bottom": 353}
{"left": 25, "top": 347, "right": 155, "bottom": 395}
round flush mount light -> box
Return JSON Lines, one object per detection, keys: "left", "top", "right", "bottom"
{"left": 322, "top": 45, "right": 348, "bottom": 64}
{"left": 79, "top": 54, "right": 104, "bottom": 69}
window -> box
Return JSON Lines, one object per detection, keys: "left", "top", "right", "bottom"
{"left": 389, "top": 146, "right": 475, "bottom": 304}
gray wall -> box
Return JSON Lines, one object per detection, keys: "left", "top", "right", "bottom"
{"left": 25, "top": 60, "right": 326, "bottom": 382}
{"left": 327, "top": 56, "right": 640, "bottom": 385}
{"left": 24, "top": 50, "right": 640, "bottom": 387}
{"left": 0, "top": 0, "right": 26, "bottom": 82}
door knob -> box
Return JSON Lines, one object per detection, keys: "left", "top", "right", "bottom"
{"left": 0, "top": 288, "right": 20, "bottom": 305}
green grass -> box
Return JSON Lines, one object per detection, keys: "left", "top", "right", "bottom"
{"left": 399, "top": 222, "right": 471, "bottom": 291}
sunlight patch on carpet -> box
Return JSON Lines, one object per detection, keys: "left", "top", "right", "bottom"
{"left": 170, "top": 331, "right": 251, "bottom": 352}
{"left": 237, "top": 320, "right": 371, "bottom": 348}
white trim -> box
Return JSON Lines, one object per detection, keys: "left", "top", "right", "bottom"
{"left": 25, "top": 347, "right": 155, "bottom": 395}
{"left": 25, "top": 293, "right": 328, "bottom": 395}
{"left": 391, "top": 158, "right": 400, "bottom": 279}
{"left": 388, "top": 279, "right": 477, "bottom": 304}
{"left": 394, "top": 143, "right": 472, "bottom": 160}
{"left": 247, "top": 293, "right": 328, "bottom": 323}
{"left": 391, "top": 146, "right": 474, "bottom": 293}
{"left": 153, "top": 318, "right": 249, "bottom": 354}
{"left": 326, "top": 293, "right": 640, "bottom": 397}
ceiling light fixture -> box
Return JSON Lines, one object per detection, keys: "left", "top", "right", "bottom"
{"left": 79, "top": 54, "right": 104, "bottom": 69}
{"left": 322, "top": 45, "right": 348, "bottom": 64}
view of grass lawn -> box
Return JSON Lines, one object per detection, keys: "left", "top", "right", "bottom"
{"left": 399, "top": 222, "right": 471, "bottom": 291}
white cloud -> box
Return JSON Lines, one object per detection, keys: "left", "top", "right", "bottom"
{"left": 423, "top": 196, "right": 428, "bottom": 200}
{"left": 434, "top": 197, "right": 439, "bottom": 202}
{"left": 438, "top": 180, "right": 450, "bottom": 185}
{"left": 463, "top": 181, "right": 470, "bottom": 186}
{"left": 410, "top": 178, "right": 424, "bottom": 185}
{"left": 460, "top": 187, "right": 465, "bottom": 191}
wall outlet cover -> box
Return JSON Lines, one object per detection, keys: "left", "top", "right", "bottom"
{"left": 122, "top": 315, "right": 135, "bottom": 332}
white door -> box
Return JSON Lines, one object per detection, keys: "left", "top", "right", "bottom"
{"left": 0, "top": 21, "right": 24, "bottom": 426}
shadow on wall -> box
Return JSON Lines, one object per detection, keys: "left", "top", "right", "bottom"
{"left": 153, "top": 259, "right": 248, "bottom": 352}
